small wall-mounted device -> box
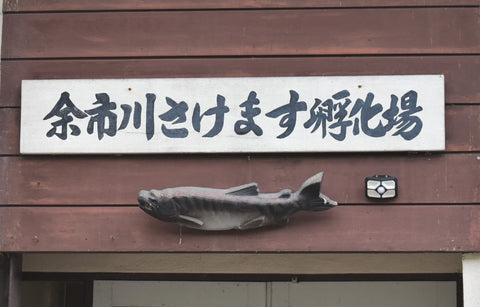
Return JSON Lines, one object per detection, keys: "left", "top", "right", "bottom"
{"left": 365, "top": 175, "right": 398, "bottom": 199}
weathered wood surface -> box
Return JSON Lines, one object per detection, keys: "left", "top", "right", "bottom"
{"left": 2, "top": 105, "right": 479, "bottom": 155}
{"left": 2, "top": 56, "right": 479, "bottom": 108}
{"left": 3, "top": 9, "right": 479, "bottom": 59}
{"left": 1, "top": 2, "right": 479, "bottom": 255}
{"left": 0, "top": 108, "right": 19, "bottom": 155}
{"left": 0, "top": 205, "right": 479, "bottom": 252}
{"left": 4, "top": 0, "right": 479, "bottom": 12}
{"left": 445, "top": 106, "right": 480, "bottom": 151}
{"left": 0, "top": 154, "right": 478, "bottom": 205}
{"left": 22, "top": 253, "right": 463, "bottom": 274}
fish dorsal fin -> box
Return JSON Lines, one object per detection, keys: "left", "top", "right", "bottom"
{"left": 226, "top": 183, "right": 259, "bottom": 196}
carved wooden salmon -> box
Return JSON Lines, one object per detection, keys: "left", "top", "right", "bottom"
{"left": 138, "top": 172, "right": 337, "bottom": 230}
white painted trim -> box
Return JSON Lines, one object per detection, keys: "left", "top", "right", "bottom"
{"left": 462, "top": 253, "right": 480, "bottom": 307}
{"left": 22, "top": 253, "right": 461, "bottom": 274}
{"left": 21, "top": 75, "right": 445, "bottom": 154}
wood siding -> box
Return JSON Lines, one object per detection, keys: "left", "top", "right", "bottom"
{"left": 1, "top": 206, "right": 479, "bottom": 252}
{"left": 0, "top": 0, "right": 479, "bottom": 252}
{"left": 3, "top": 9, "right": 480, "bottom": 58}
{"left": 3, "top": 0, "right": 480, "bottom": 12}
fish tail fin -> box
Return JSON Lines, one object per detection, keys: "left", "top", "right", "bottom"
{"left": 297, "top": 172, "right": 323, "bottom": 201}
{"left": 296, "top": 172, "right": 337, "bottom": 211}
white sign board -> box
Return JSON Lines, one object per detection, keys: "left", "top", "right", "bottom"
{"left": 21, "top": 75, "right": 444, "bottom": 154}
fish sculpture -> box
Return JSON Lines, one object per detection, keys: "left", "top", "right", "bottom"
{"left": 138, "top": 172, "right": 337, "bottom": 231}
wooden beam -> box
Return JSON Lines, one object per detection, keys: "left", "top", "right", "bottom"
{"left": 1, "top": 205, "right": 479, "bottom": 252}
{"left": 1, "top": 154, "right": 479, "bottom": 205}
{"left": 2, "top": 56, "right": 480, "bottom": 108}
{"left": 3, "top": 8, "right": 479, "bottom": 59}
{"left": 22, "top": 253, "right": 462, "bottom": 274}
{"left": 4, "top": 0, "right": 480, "bottom": 12}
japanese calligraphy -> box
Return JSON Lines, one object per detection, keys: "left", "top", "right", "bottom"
{"left": 43, "top": 89, "right": 425, "bottom": 142}
{"left": 159, "top": 97, "right": 189, "bottom": 138}
{"left": 85, "top": 93, "right": 117, "bottom": 140}
{"left": 265, "top": 90, "right": 307, "bottom": 139}
{"left": 193, "top": 94, "right": 230, "bottom": 138}
{"left": 43, "top": 92, "right": 88, "bottom": 140}
{"left": 234, "top": 91, "right": 263, "bottom": 136}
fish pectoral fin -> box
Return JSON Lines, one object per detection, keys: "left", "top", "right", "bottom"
{"left": 238, "top": 216, "right": 266, "bottom": 230}
{"left": 225, "top": 183, "right": 259, "bottom": 196}
{"left": 278, "top": 189, "right": 292, "bottom": 199}
{"left": 177, "top": 215, "right": 204, "bottom": 226}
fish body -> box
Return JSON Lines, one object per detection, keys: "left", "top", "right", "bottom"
{"left": 138, "top": 172, "right": 337, "bottom": 230}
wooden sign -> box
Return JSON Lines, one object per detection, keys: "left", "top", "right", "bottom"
{"left": 20, "top": 75, "right": 445, "bottom": 154}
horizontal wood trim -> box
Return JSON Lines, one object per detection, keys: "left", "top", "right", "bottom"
{"left": 1, "top": 205, "right": 479, "bottom": 252}
{"left": 22, "top": 253, "right": 462, "bottom": 274}
{"left": 4, "top": 0, "right": 480, "bottom": 12}
{"left": 1, "top": 105, "right": 478, "bottom": 155}
{"left": 0, "top": 154, "right": 479, "bottom": 205}
{"left": 2, "top": 56, "right": 479, "bottom": 107}
{"left": 3, "top": 8, "right": 479, "bottom": 59}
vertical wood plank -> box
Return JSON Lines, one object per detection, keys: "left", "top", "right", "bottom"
{"left": 0, "top": 254, "right": 21, "bottom": 307}
{"left": 0, "top": 255, "right": 9, "bottom": 307}
{"left": 8, "top": 255, "right": 21, "bottom": 307}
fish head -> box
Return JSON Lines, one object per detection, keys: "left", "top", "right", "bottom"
{"left": 307, "top": 193, "right": 338, "bottom": 211}
{"left": 138, "top": 189, "right": 179, "bottom": 221}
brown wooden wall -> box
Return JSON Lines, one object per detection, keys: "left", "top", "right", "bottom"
{"left": 0, "top": 0, "right": 479, "bottom": 252}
